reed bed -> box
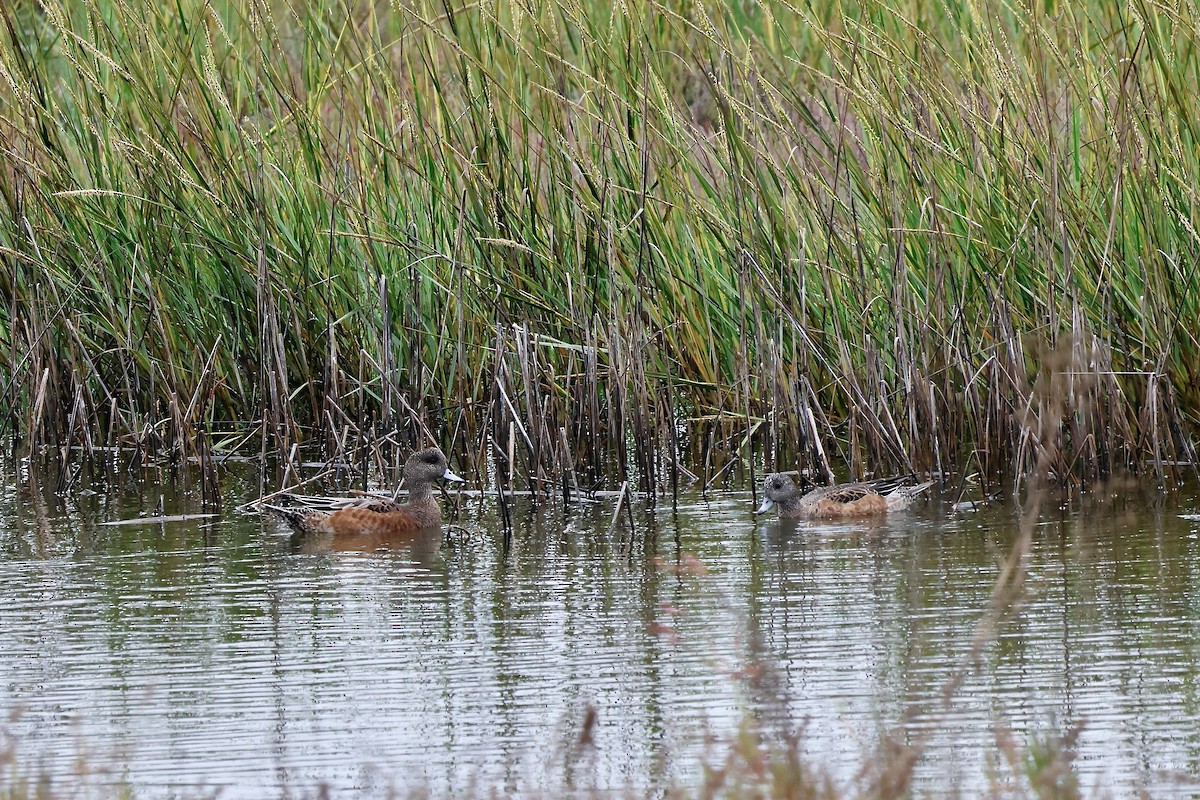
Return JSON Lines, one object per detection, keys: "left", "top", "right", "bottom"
{"left": 2, "top": 0, "right": 1199, "bottom": 496}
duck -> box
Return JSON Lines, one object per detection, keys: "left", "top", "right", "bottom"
{"left": 753, "top": 472, "right": 933, "bottom": 520}
{"left": 264, "top": 447, "right": 464, "bottom": 535}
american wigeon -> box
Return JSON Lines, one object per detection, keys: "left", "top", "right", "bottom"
{"left": 754, "top": 472, "right": 933, "bottom": 520}
{"left": 266, "top": 447, "right": 464, "bottom": 535}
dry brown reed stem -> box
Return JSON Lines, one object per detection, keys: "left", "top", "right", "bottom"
{"left": 6, "top": 0, "right": 1200, "bottom": 497}
{"left": 256, "top": 241, "right": 295, "bottom": 458}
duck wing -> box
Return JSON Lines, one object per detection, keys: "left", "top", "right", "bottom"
{"left": 270, "top": 492, "right": 403, "bottom": 514}
{"left": 858, "top": 475, "right": 933, "bottom": 495}
{"left": 820, "top": 484, "right": 877, "bottom": 505}
{"left": 353, "top": 497, "right": 405, "bottom": 514}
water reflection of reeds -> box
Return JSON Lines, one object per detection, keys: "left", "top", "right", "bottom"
{"left": 4, "top": 476, "right": 1200, "bottom": 797}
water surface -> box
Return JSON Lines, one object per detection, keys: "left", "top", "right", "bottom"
{"left": 2, "top": 468, "right": 1200, "bottom": 797}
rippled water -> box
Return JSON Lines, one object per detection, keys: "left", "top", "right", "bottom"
{"left": 2, "top": 466, "right": 1200, "bottom": 798}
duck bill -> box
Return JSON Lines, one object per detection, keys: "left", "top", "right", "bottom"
{"left": 753, "top": 497, "right": 775, "bottom": 515}
{"left": 442, "top": 469, "right": 466, "bottom": 483}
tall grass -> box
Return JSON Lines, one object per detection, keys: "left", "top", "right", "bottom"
{"left": 2, "top": 0, "right": 1198, "bottom": 493}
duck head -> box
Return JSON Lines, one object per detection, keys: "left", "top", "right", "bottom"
{"left": 754, "top": 472, "right": 803, "bottom": 515}
{"left": 404, "top": 447, "right": 465, "bottom": 488}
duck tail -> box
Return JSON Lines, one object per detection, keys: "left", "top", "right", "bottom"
{"left": 259, "top": 503, "right": 331, "bottom": 535}
{"left": 884, "top": 480, "right": 935, "bottom": 510}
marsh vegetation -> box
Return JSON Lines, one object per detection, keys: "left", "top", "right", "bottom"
{"left": 2, "top": 2, "right": 1199, "bottom": 795}
{"left": 2, "top": 0, "right": 1199, "bottom": 499}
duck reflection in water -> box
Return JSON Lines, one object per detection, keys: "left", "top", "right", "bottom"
{"left": 289, "top": 524, "right": 448, "bottom": 566}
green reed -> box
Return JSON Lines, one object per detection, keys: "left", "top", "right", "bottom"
{"left": 1, "top": 0, "right": 1198, "bottom": 491}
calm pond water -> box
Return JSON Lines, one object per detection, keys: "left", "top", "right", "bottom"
{"left": 2, "top": 464, "right": 1200, "bottom": 798}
